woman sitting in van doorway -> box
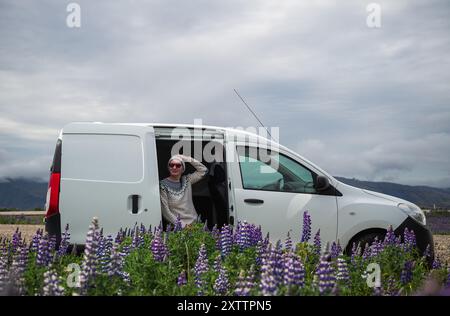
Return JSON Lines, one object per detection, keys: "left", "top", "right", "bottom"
{"left": 159, "top": 154, "right": 208, "bottom": 228}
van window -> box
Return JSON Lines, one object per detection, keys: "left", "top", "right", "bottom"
{"left": 237, "top": 146, "right": 317, "bottom": 194}
{"left": 62, "top": 134, "right": 143, "bottom": 182}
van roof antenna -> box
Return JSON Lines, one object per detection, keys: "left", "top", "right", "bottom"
{"left": 233, "top": 88, "right": 274, "bottom": 141}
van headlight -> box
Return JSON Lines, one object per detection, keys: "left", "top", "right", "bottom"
{"left": 397, "top": 203, "right": 426, "bottom": 225}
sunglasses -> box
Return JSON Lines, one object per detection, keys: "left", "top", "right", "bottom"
{"left": 169, "top": 163, "right": 182, "bottom": 169}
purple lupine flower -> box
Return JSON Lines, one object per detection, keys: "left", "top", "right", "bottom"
{"left": 99, "top": 235, "right": 114, "bottom": 273}
{"left": 203, "top": 221, "right": 209, "bottom": 232}
{"left": 350, "top": 242, "right": 361, "bottom": 265}
{"left": 384, "top": 225, "right": 396, "bottom": 246}
{"left": 400, "top": 261, "right": 414, "bottom": 285}
{"left": 283, "top": 253, "right": 305, "bottom": 289}
{"left": 259, "top": 259, "right": 277, "bottom": 296}
{"left": 255, "top": 240, "right": 264, "bottom": 267}
{"left": 336, "top": 257, "right": 350, "bottom": 282}
{"left": 139, "top": 223, "right": 147, "bottom": 235}
{"left": 107, "top": 242, "right": 130, "bottom": 283}
{"left": 403, "top": 228, "right": 416, "bottom": 252}
{"left": 385, "top": 277, "right": 399, "bottom": 296}
{"left": 432, "top": 257, "right": 442, "bottom": 270}
{"left": 250, "top": 225, "right": 263, "bottom": 246}
{"left": 30, "top": 228, "right": 43, "bottom": 253}
{"left": 151, "top": 227, "right": 168, "bottom": 262}
{"left": 214, "top": 265, "right": 229, "bottom": 295}
{"left": 362, "top": 243, "right": 371, "bottom": 260}
{"left": 48, "top": 235, "right": 57, "bottom": 253}
{"left": 301, "top": 211, "right": 311, "bottom": 243}
{"left": 57, "top": 224, "right": 70, "bottom": 257}
{"left": 234, "top": 270, "right": 249, "bottom": 296}
{"left": 263, "top": 232, "right": 270, "bottom": 249}
{"left": 316, "top": 253, "right": 336, "bottom": 295}
{"left": 313, "top": 229, "right": 321, "bottom": 255}
{"left": 0, "top": 246, "right": 8, "bottom": 294}
{"left": 330, "top": 242, "right": 340, "bottom": 259}
{"left": 370, "top": 237, "right": 383, "bottom": 257}
{"left": 177, "top": 270, "right": 187, "bottom": 286}
{"left": 132, "top": 225, "right": 145, "bottom": 249}
{"left": 213, "top": 254, "right": 222, "bottom": 272}
{"left": 11, "top": 228, "right": 23, "bottom": 254}
{"left": 395, "top": 235, "right": 402, "bottom": 247}
{"left": 174, "top": 215, "right": 183, "bottom": 232}
{"left": 194, "top": 244, "right": 209, "bottom": 295}
{"left": 423, "top": 244, "right": 431, "bottom": 258}
{"left": 115, "top": 228, "right": 124, "bottom": 244}
{"left": 9, "top": 244, "right": 29, "bottom": 295}
{"left": 42, "top": 269, "right": 65, "bottom": 296}
{"left": 285, "top": 232, "right": 293, "bottom": 252}
{"left": 36, "top": 235, "right": 51, "bottom": 266}
{"left": 236, "top": 221, "right": 253, "bottom": 251}
{"left": 211, "top": 225, "right": 219, "bottom": 240}
{"left": 220, "top": 225, "right": 233, "bottom": 258}
{"left": 273, "top": 241, "right": 284, "bottom": 286}
{"left": 79, "top": 217, "right": 101, "bottom": 295}
{"left": 235, "top": 268, "right": 255, "bottom": 296}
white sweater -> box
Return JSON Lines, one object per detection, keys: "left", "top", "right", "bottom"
{"left": 159, "top": 156, "right": 208, "bottom": 227}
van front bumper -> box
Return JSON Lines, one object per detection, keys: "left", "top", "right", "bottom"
{"left": 394, "top": 216, "right": 434, "bottom": 264}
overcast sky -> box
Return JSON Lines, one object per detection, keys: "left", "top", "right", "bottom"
{"left": 0, "top": 0, "right": 449, "bottom": 187}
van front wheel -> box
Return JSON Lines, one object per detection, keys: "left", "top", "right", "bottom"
{"left": 345, "top": 231, "right": 386, "bottom": 256}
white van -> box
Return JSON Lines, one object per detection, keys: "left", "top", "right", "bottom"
{"left": 44, "top": 122, "right": 433, "bottom": 258}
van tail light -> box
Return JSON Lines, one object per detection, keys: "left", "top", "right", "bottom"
{"left": 45, "top": 138, "right": 62, "bottom": 219}
{"left": 45, "top": 172, "right": 61, "bottom": 218}
{"left": 45, "top": 138, "right": 62, "bottom": 249}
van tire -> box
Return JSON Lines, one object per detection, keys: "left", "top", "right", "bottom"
{"left": 67, "top": 244, "right": 85, "bottom": 256}
{"left": 345, "top": 231, "right": 386, "bottom": 256}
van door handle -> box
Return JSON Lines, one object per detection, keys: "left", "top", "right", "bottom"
{"left": 131, "top": 195, "right": 140, "bottom": 214}
{"left": 244, "top": 198, "right": 264, "bottom": 204}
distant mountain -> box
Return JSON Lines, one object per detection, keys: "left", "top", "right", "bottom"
{"left": 0, "top": 177, "right": 449, "bottom": 211}
{"left": 0, "top": 178, "right": 47, "bottom": 210}
{"left": 335, "top": 177, "right": 450, "bottom": 209}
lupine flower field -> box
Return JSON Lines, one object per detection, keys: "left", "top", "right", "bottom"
{"left": 0, "top": 212, "right": 449, "bottom": 296}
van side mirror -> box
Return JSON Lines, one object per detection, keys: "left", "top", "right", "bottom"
{"left": 315, "top": 175, "right": 330, "bottom": 192}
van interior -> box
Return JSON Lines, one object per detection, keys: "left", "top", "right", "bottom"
{"left": 155, "top": 137, "right": 229, "bottom": 230}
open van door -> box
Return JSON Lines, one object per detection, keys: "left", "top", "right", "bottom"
{"left": 58, "top": 123, "right": 161, "bottom": 244}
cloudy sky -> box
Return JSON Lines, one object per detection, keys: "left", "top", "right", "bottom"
{"left": 0, "top": 0, "right": 449, "bottom": 187}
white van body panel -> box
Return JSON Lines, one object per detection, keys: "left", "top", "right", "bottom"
{"left": 335, "top": 182, "right": 409, "bottom": 248}
{"left": 59, "top": 123, "right": 161, "bottom": 244}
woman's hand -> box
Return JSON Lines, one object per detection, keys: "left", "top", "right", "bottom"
{"left": 175, "top": 154, "right": 192, "bottom": 162}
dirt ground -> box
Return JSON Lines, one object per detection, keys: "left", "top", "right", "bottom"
{"left": 433, "top": 235, "right": 450, "bottom": 265}
{"left": 0, "top": 224, "right": 449, "bottom": 264}
{"left": 0, "top": 224, "right": 44, "bottom": 242}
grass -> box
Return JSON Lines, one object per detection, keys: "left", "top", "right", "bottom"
{"left": 0, "top": 215, "right": 44, "bottom": 225}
